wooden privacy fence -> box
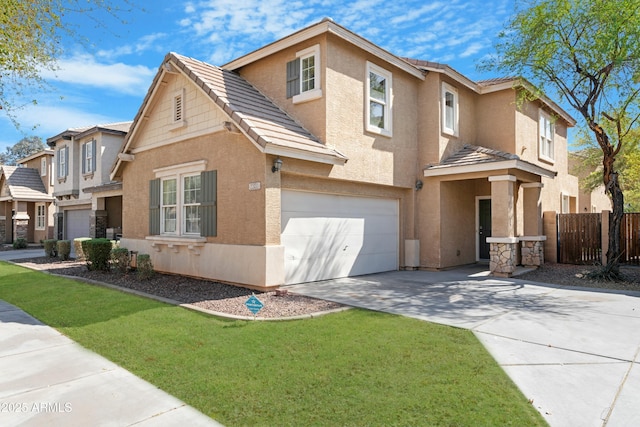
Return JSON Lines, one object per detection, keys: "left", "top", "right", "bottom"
{"left": 557, "top": 213, "right": 601, "bottom": 265}
{"left": 555, "top": 212, "right": 640, "bottom": 265}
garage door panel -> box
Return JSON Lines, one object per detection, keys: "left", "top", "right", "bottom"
{"left": 65, "top": 209, "right": 90, "bottom": 242}
{"left": 281, "top": 190, "right": 398, "bottom": 284}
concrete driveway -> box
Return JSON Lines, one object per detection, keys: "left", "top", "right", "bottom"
{"left": 286, "top": 266, "right": 640, "bottom": 427}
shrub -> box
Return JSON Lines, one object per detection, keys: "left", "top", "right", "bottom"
{"left": 57, "top": 240, "right": 71, "bottom": 261}
{"left": 73, "top": 238, "right": 91, "bottom": 261}
{"left": 111, "top": 247, "right": 130, "bottom": 274}
{"left": 137, "top": 254, "right": 155, "bottom": 280}
{"left": 43, "top": 239, "right": 58, "bottom": 257}
{"left": 82, "top": 238, "right": 113, "bottom": 271}
{"left": 12, "top": 238, "right": 28, "bottom": 249}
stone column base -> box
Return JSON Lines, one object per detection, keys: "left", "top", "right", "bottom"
{"left": 488, "top": 237, "right": 518, "bottom": 277}
{"left": 520, "top": 236, "right": 546, "bottom": 267}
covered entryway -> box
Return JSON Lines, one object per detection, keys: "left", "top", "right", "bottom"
{"left": 281, "top": 190, "right": 399, "bottom": 284}
{"left": 64, "top": 209, "right": 90, "bottom": 242}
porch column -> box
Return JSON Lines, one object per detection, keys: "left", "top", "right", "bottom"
{"left": 91, "top": 210, "right": 108, "bottom": 239}
{"left": 13, "top": 201, "right": 29, "bottom": 242}
{"left": 487, "top": 175, "right": 517, "bottom": 277}
{"left": 520, "top": 183, "right": 546, "bottom": 267}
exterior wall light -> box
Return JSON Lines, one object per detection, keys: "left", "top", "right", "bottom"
{"left": 272, "top": 157, "right": 283, "bottom": 173}
{"left": 415, "top": 180, "right": 423, "bottom": 190}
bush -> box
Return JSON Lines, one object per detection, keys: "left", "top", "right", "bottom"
{"left": 43, "top": 239, "right": 58, "bottom": 257}
{"left": 137, "top": 254, "right": 155, "bottom": 280}
{"left": 57, "top": 240, "right": 71, "bottom": 261}
{"left": 111, "top": 247, "right": 130, "bottom": 274}
{"left": 82, "top": 238, "right": 113, "bottom": 271}
{"left": 73, "top": 238, "right": 91, "bottom": 261}
{"left": 12, "top": 238, "right": 28, "bottom": 249}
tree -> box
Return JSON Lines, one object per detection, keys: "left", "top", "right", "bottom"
{"left": 484, "top": 0, "right": 640, "bottom": 279}
{"left": 0, "top": 0, "right": 134, "bottom": 127}
{"left": 0, "top": 137, "right": 46, "bottom": 165}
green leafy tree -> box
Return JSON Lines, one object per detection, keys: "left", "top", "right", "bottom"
{"left": 0, "top": 0, "right": 134, "bottom": 127}
{"left": 484, "top": 0, "right": 640, "bottom": 279}
{"left": 0, "top": 136, "right": 46, "bottom": 165}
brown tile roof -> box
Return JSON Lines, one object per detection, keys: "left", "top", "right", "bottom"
{"left": 169, "top": 52, "right": 346, "bottom": 160}
{"left": 1, "top": 166, "right": 53, "bottom": 201}
{"left": 427, "top": 144, "right": 520, "bottom": 170}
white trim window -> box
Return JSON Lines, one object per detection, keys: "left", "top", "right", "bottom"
{"left": 286, "top": 44, "right": 322, "bottom": 103}
{"left": 561, "top": 193, "right": 570, "bottom": 213}
{"left": 539, "top": 110, "right": 555, "bottom": 162}
{"left": 82, "top": 140, "right": 96, "bottom": 174}
{"left": 154, "top": 161, "right": 207, "bottom": 236}
{"left": 40, "top": 158, "right": 46, "bottom": 176}
{"left": 35, "top": 204, "right": 46, "bottom": 230}
{"left": 366, "top": 62, "right": 392, "bottom": 136}
{"left": 57, "top": 146, "right": 68, "bottom": 178}
{"left": 442, "top": 82, "right": 459, "bottom": 136}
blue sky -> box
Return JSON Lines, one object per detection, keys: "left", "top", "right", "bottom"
{"left": 0, "top": 0, "right": 517, "bottom": 152}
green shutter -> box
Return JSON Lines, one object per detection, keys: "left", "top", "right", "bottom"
{"left": 81, "top": 143, "right": 86, "bottom": 174}
{"left": 201, "top": 170, "right": 217, "bottom": 237}
{"left": 286, "top": 58, "right": 300, "bottom": 98}
{"left": 149, "top": 179, "right": 161, "bottom": 235}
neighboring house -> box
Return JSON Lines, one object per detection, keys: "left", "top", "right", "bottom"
{"left": 47, "top": 122, "right": 131, "bottom": 242}
{"left": 0, "top": 150, "right": 55, "bottom": 243}
{"left": 568, "top": 152, "right": 611, "bottom": 213}
{"left": 111, "top": 19, "right": 591, "bottom": 289}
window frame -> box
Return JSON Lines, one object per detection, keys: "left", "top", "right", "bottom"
{"left": 83, "top": 139, "right": 96, "bottom": 174}
{"left": 561, "top": 193, "right": 570, "bottom": 214}
{"left": 154, "top": 161, "right": 207, "bottom": 237}
{"left": 40, "top": 158, "right": 46, "bottom": 177}
{"left": 57, "top": 146, "right": 68, "bottom": 179}
{"left": 441, "top": 82, "right": 459, "bottom": 136}
{"left": 365, "top": 61, "right": 393, "bottom": 137}
{"left": 539, "top": 109, "right": 555, "bottom": 163}
{"left": 290, "top": 44, "right": 322, "bottom": 104}
{"left": 35, "top": 203, "right": 46, "bottom": 230}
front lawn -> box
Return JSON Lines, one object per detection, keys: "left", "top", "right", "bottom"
{"left": 0, "top": 262, "right": 546, "bottom": 426}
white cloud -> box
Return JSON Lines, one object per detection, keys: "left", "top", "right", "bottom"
{"left": 41, "top": 55, "right": 155, "bottom": 96}
{"left": 96, "top": 33, "right": 168, "bottom": 59}
{"left": 460, "top": 42, "right": 485, "bottom": 58}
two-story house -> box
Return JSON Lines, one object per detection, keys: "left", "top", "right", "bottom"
{"left": 0, "top": 150, "right": 55, "bottom": 244}
{"left": 47, "top": 122, "right": 131, "bottom": 242}
{"left": 110, "top": 19, "right": 593, "bottom": 289}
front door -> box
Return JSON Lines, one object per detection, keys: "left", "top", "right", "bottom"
{"left": 478, "top": 199, "right": 491, "bottom": 260}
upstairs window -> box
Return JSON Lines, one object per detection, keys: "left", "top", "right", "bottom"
{"left": 286, "top": 45, "right": 322, "bottom": 103}
{"left": 82, "top": 140, "right": 96, "bottom": 174}
{"left": 442, "top": 82, "right": 458, "bottom": 136}
{"left": 539, "top": 110, "right": 555, "bottom": 162}
{"left": 57, "top": 146, "right": 68, "bottom": 179}
{"left": 40, "top": 158, "right": 46, "bottom": 176}
{"left": 366, "top": 62, "right": 392, "bottom": 136}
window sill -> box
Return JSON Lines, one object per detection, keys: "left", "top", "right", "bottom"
{"left": 538, "top": 155, "right": 555, "bottom": 165}
{"left": 442, "top": 129, "right": 458, "bottom": 138}
{"left": 365, "top": 125, "right": 392, "bottom": 138}
{"left": 83, "top": 173, "right": 94, "bottom": 180}
{"left": 293, "top": 89, "right": 322, "bottom": 104}
{"left": 146, "top": 235, "right": 206, "bottom": 255}
{"left": 168, "top": 120, "right": 187, "bottom": 132}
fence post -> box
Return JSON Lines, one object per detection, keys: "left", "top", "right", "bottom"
{"left": 601, "top": 210, "right": 610, "bottom": 265}
{"left": 543, "top": 211, "right": 557, "bottom": 263}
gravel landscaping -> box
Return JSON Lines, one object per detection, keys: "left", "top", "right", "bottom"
{"left": 8, "top": 253, "right": 640, "bottom": 319}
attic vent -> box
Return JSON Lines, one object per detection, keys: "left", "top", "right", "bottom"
{"left": 174, "top": 94, "right": 183, "bottom": 122}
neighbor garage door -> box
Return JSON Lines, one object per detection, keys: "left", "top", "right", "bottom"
{"left": 281, "top": 190, "right": 399, "bottom": 284}
{"left": 65, "top": 209, "right": 90, "bottom": 242}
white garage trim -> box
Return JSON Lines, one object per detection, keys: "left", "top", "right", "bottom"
{"left": 281, "top": 190, "right": 399, "bottom": 284}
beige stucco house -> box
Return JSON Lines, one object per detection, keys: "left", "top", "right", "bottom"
{"left": 47, "top": 122, "right": 131, "bottom": 242}
{"left": 568, "top": 152, "right": 611, "bottom": 213}
{"left": 112, "top": 19, "right": 591, "bottom": 289}
{"left": 0, "top": 150, "right": 55, "bottom": 244}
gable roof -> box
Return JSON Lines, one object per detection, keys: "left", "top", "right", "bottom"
{"left": 424, "top": 144, "right": 556, "bottom": 179}
{"left": 47, "top": 122, "right": 132, "bottom": 147}
{"left": 0, "top": 166, "right": 53, "bottom": 202}
{"left": 112, "top": 52, "right": 347, "bottom": 179}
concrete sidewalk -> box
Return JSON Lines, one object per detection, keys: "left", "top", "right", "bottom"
{"left": 0, "top": 300, "right": 223, "bottom": 427}
{"left": 286, "top": 267, "right": 640, "bottom": 427}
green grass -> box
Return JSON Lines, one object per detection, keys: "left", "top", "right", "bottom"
{"left": 0, "top": 262, "right": 546, "bottom": 426}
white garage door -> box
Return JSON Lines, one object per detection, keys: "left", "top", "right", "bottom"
{"left": 65, "top": 209, "right": 90, "bottom": 242}
{"left": 281, "top": 190, "right": 399, "bottom": 284}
